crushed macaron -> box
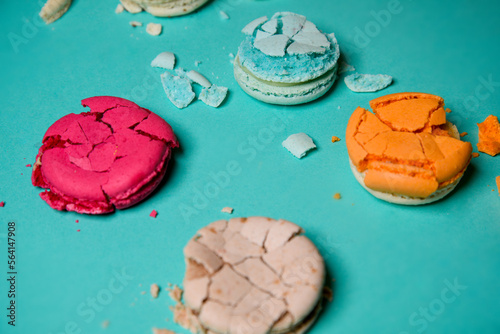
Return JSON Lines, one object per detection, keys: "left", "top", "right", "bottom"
{"left": 477, "top": 115, "right": 500, "bottom": 156}
{"left": 344, "top": 73, "right": 392, "bottom": 93}
{"left": 161, "top": 72, "right": 195, "bottom": 109}
{"left": 150, "top": 210, "right": 158, "bottom": 218}
{"left": 282, "top": 133, "right": 316, "bottom": 158}
{"left": 199, "top": 85, "right": 228, "bottom": 107}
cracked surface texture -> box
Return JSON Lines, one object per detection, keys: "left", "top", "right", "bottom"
{"left": 182, "top": 217, "right": 325, "bottom": 334}
{"left": 346, "top": 92, "right": 472, "bottom": 200}
{"left": 31, "top": 96, "right": 179, "bottom": 214}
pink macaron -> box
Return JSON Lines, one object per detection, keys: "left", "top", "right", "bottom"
{"left": 32, "top": 96, "right": 179, "bottom": 214}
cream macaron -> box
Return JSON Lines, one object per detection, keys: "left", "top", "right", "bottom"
{"left": 181, "top": 217, "right": 326, "bottom": 334}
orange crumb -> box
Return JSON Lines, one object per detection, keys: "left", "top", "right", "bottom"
{"left": 477, "top": 115, "right": 500, "bottom": 156}
{"left": 331, "top": 136, "right": 341, "bottom": 143}
{"left": 460, "top": 132, "right": 468, "bottom": 137}
{"left": 150, "top": 283, "right": 160, "bottom": 298}
{"left": 496, "top": 176, "right": 500, "bottom": 196}
{"left": 445, "top": 108, "right": 451, "bottom": 113}
{"left": 472, "top": 152, "right": 480, "bottom": 158}
{"left": 333, "top": 193, "right": 341, "bottom": 200}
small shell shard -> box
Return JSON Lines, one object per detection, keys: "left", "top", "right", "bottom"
{"left": 344, "top": 73, "right": 393, "bottom": 93}
{"left": 186, "top": 70, "right": 211, "bottom": 88}
{"left": 287, "top": 42, "right": 326, "bottom": 55}
{"left": 280, "top": 12, "right": 306, "bottom": 37}
{"left": 241, "top": 16, "right": 268, "bottom": 35}
{"left": 151, "top": 52, "right": 176, "bottom": 70}
{"left": 255, "top": 30, "right": 272, "bottom": 42}
{"left": 253, "top": 34, "right": 289, "bottom": 57}
{"left": 261, "top": 18, "right": 278, "bottom": 34}
{"left": 292, "top": 31, "right": 330, "bottom": 48}
{"left": 282, "top": 133, "right": 317, "bottom": 159}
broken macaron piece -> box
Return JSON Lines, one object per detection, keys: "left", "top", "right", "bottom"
{"left": 181, "top": 217, "right": 326, "bottom": 334}
{"left": 282, "top": 133, "right": 317, "bottom": 159}
{"left": 345, "top": 92, "right": 472, "bottom": 205}
{"left": 344, "top": 73, "right": 392, "bottom": 93}
{"left": 161, "top": 72, "right": 196, "bottom": 109}
{"left": 234, "top": 12, "right": 340, "bottom": 105}
{"left": 31, "top": 96, "right": 179, "bottom": 214}
{"left": 477, "top": 115, "right": 500, "bottom": 156}
{"left": 151, "top": 52, "right": 176, "bottom": 70}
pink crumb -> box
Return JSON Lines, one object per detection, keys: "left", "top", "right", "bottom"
{"left": 26, "top": 164, "right": 32, "bottom": 167}
{"left": 77, "top": 229, "right": 81, "bottom": 232}
{"left": 76, "top": 220, "right": 79, "bottom": 223}
{"left": 0, "top": 202, "right": 4, "bottom": 207}
{"left": 150, "top": 210, "right": 158, "bottom": 218}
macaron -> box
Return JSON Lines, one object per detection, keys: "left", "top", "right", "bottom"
{"left": 345, "top": 92, "right": 472, "bottom": 205}
{"left": 120, "top": 0, "right": 209, "bottom": 16}
{"left": 234, "top": 12, "right": 340, "bottom": 105}
{"left": 31, "top": 96, "right": 179, "bottom": 214}
{"left": 181, "top": 217, "right": 325, "bottom": 334}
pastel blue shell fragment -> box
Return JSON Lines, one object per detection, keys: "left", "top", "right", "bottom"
{"left": 282, "top": 133, "right": 316, "bottom": 159}
{"left": 199, "top": 85, "right": 228, "bottom": 108}
{"left": 161, "top": 71, "right": 195, "bottom": 109}
{"left": 344, "top": 73, "right": 392, "bottom": 93}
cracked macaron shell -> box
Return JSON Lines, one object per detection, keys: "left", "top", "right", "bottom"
{"left": 182, "top": 217, "right": 325, "bottom": 334}
{"left": 346, "top": 92, "right": 472, "bottom": 199}
{"left": 32, "top": 96, "right": 179, "bottom": 214}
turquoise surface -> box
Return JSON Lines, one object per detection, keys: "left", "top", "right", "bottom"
{"left": 1, "top": 0, "right": 499, "bottom": 333}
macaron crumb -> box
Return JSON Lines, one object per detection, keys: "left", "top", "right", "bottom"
{"left": 150, "top": 283, "right": 160, "bottom": 298}
{"left": 77, "top": 229, "right": 80, "bottom": 232}
{"left": 130, "top": 21, "right": 143, "bottom": 27}
{"left": 102, "top": 320, "right": 110, "bottom": 329}
{"left": 282, "top": 133, "right": 316, "bottom": 158}
{"left": 477, "top": 115, "right": 500, "bottom": 156}
{"left": 460, "top": 132, "right": 468, "bottom": 137}
{"left": 194, "top": 60, "right": 201, "bottom": 67}
{"left": 141, "top": 291, "right": 147, "bottom": 295}
{"left": 331, "top": 136, "right": 341, "bottom": 143}
{"left": 152, "top": 328, "right": 176, "bottom": 334}
{"left": 219, "top": 10, "right": 229, "bottom": 20}
{"left": 221, "top": 207, "right": 233, "bottom": 214}
{"left": 496, "top": 176, "right": 500, "bottom": 195}
{"left": 150, "top": 210, "right": 158, "bottom": 218}
{"left": 115, "top": 4, "right": 124, "bottom": 14}
{"left": 445, "top": 108, "right": 452, "bottom": 113}
{"left": 472, "top": 152, "right": 480, "bottom": 158}
{"left": 146, "top": 23, "right": 162, "bottom": 36}
{"left": 167, "top": 285, "right": 183, "bottom": 303}
{"left": 26, "top": 164, "right": 32, "bottom": 167}
{"left": 338, "top": 61, "right": 355, "bottom": 74}
{"left": 0, "top": 201, "right": 5, "bottom": 207}
{"left": 333, "top": 193, "right": 341, "bottom": 200}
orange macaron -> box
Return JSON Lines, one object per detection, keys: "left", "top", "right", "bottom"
{"left": 346, "top": 92, "right": 472, "bottom": 205}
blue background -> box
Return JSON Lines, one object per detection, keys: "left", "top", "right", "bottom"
{"left": 1, "top": 0, "right": 499, "bottom": 333}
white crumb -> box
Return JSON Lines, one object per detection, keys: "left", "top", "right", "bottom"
{"left": 221, "top": 207, "right": 233, "bottom": 214}
{"left": 151, "top": 283, "right": 160, "bottom": 298}
{"left": 129, "top": 21, "right": 143, "bottom": 27}
{"left": 146, "top": 23, "right": 162, "bottom": 36}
